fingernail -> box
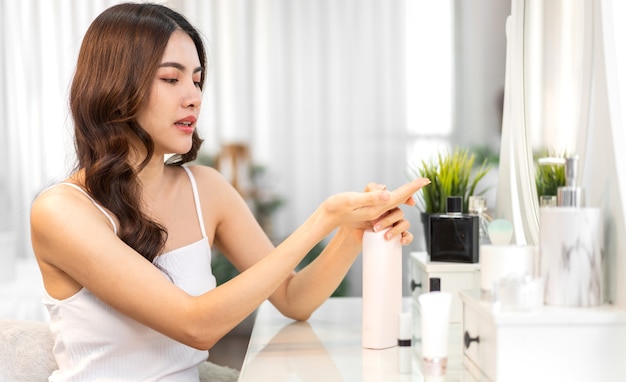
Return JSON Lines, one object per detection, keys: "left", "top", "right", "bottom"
{"left": 373, "top": 223, "right": 382, "bottom": 232}
{"left": 385, "top": 231, "right": 392, "bottom": 240}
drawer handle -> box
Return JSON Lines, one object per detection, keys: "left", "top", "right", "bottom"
{"left": 464, "top": 331, "right": 480, "bottom": 349}
{"left": 410, "top": 280, "right": 422, "bottom": 291}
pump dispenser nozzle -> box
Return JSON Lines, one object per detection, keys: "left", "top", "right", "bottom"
{"left": 557, "top": 155, "right": 583, "bottom": 207}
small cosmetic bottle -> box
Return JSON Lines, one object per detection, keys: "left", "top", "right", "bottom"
{"left": 429, "top": 196, "right": 479, "bottom": 263}
{"left": 468, "top": 195, "right": 493, "bottom": 245}
{"left": 397, "top": 311, "right": 412, "bottom": 374}
{"left": 429, "top": 277, "right": 441, "bottom": 292}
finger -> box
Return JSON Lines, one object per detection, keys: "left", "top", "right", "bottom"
{"left": 372, "top": 208, "right": 403, "bottom": 232}
{"left": 400, "top": 231, "right": 414, "bottom": 245}
{"left": 389, "top": 178, "right": 430, "bottom": 207}
{"left": 404, "top": 196, "right": 416, "bottom": 207}
{"left": 364, "top": 183, "right": 386, "bottom": 192}
{"left": 381, "top": 218, "right": 411, "bottom": 240}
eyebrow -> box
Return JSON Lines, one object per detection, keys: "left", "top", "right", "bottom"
{"left": 158, "top": 62, "right": 203, "bottom": 74}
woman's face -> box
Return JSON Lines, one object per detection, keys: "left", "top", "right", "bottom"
{"left": 136, "top": 29, "right": 203, "bottom": 157}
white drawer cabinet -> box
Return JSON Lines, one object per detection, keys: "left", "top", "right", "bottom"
{"left": 460, "top": 290, "right": 626, "bottom": 381}
{"left": 410, "top": 251, "right": 480, "bottom": 323}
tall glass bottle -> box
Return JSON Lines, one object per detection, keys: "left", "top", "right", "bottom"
{"left": 468, "top": 195, "right": 493, "bottom": 245}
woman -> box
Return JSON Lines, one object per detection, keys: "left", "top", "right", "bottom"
{"left": 30, "top": 3, "right": 429, "bottom": 381}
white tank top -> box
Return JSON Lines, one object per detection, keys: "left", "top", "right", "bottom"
{"left": 42, "top": 166, "right": 217, "bottom": 381}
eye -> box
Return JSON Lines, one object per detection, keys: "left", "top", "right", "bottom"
{"left": 161, "top": 78, "right": 178, "bottom": 84}
{"left": 193, "top": 74, "right": 202, "bottom": 88}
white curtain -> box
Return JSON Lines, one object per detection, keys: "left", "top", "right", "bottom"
{"left": 586, "top": 0, "right": 626, "bottom": 308}
{"left": 177, "top": 0, "right": 409, "bottom": 241}
{"left": 1, "top": 0, "right": 123, "bottom": 263}
{"left": 1, "top": 0, "right": 409, "bottom": 294}
{"left": 164, "top": 0, "right": 409, "bottom": 296}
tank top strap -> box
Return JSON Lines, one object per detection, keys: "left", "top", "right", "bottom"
{"left": 181, "top": 166, "right": 207, "bottom": 238}
{"left": 56, "top": 183, "right": 119, "bottom": 236}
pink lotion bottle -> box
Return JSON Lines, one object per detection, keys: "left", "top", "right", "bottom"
{"left": 362, "top": 228, "right": 403, "bottom": 349}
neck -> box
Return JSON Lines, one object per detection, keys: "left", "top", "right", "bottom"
{"left": 137, "top": 154, "right": 169, "bottom": 205}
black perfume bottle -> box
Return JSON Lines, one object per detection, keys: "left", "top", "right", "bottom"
{"left": 429, "top": 196, "right": 479, "bottom": 263}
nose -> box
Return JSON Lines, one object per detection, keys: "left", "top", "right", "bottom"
{"left": 183, "top": 80, "right": 202, "bottom": 109}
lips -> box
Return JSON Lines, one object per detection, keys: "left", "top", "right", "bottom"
{"left": 175, "top": 115, "right": 197, "bottom": 133}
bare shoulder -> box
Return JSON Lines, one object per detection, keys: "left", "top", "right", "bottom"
{"left": 184, "top": 164, "right": 238, "bottom": 197}
{"left": 31, "top": 184, "right": 90, "bottom": 226}
{"left": 184, "top": 164, "right": 226, "bottom": 181}
{"left": 31, "top": 183, "right": 117, "bottom": 260}
{"left": 32, "top": 183, "right": 101, "bottom": 222}
{"left": 182, "top": 164, "right": 252, "bottom": 226}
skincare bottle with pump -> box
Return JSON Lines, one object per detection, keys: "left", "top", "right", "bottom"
{"left": 557, "top": 155, "right": 583, "bottom": 207}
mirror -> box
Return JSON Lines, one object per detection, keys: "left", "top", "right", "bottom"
{"left": 525, "top": 0, "right": 594, "bottom": 156}
{"left": 497, "top": 0, "right": 593, "bottom": 245}
{"left": 499, "top": 0, "right": 626, "bottom": 307}
{"left": 495, "top": 0, "right": 540, "bottom": 246}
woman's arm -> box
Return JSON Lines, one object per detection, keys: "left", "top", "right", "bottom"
{"left": 206, "top": 168, "right": 429, "bottom": 321}
{"left": 187, "top": 177, "right": 422, "bottom": 345}
{"left": 31, "top": 182, "right": 323, "bottom": 350}
{"left": 263, "top": 185, "right": 420, "bottom": 320}
{"left": 31, "top": 172, "right": 427, "bottom": 350}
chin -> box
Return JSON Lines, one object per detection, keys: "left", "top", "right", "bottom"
{"left": 170, "top": 142, "right": 194, "bottom": 156}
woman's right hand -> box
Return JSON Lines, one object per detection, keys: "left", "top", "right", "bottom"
{"left": 322, "top": 177, "right": 430, "bottom": 227}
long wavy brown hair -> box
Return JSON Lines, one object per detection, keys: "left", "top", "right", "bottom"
{"left": 70, "top": 3, "right": 206, "bottom": 263}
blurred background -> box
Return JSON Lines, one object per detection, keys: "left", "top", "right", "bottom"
{"left": 0, "top": 0, "right": 509, "bottom": 297}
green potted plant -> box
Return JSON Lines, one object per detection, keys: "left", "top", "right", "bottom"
{"left": 409, "top": 147, "right": 492, "bottom": 251}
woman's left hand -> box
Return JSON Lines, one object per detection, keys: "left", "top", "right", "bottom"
{"left": 346, "top": 183, "right": 418, "bottom": 245}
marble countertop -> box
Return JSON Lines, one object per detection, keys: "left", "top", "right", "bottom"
{"left": 238, "top": 296, "right": 472, "bottom": 381}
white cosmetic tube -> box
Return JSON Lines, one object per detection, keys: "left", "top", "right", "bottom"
{"left": 418, "top": 292, "right": 452, "bottom": 372}
{"left": 362, "top": 228, "right": 402, "bottom": 349}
